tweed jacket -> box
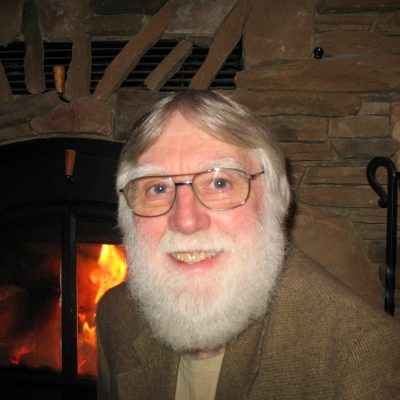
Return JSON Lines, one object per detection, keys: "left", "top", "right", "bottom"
{"left": 96, "top": 247, "right": 400, "bottom": 400}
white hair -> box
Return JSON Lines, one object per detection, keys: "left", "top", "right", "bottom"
{"left": 116, "top": 90, "right": 291, "bottom": 238}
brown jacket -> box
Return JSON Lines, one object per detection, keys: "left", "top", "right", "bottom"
{"left": 96, "top": 247, "right": 400, "bottom": 399}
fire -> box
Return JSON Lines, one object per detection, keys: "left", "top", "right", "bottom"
{"left": 77, "top": 243, "right": 127, "bottom": 376}
{"left": 6, "top": 243, "right": 126, "bottom": 376}
{"left": 10, "top": 346, "right": 32, "bottom": 365}
{"left": 94, "top": 244, "right": 127, "bottom": 304}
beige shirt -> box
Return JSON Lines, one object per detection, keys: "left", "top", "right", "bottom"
{"left": 175, "top": 351, "right": 225, "bottom": 400}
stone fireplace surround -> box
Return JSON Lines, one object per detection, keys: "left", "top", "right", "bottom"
{"left": 1, "top": 0, "right": 399, "bottom": 310}
{"left": 1, "top": 0, "right": 400, "bottom": 396}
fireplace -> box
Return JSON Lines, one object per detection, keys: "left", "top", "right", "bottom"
{"left": 0, "top": 138, "right": 125, "bottom": 399}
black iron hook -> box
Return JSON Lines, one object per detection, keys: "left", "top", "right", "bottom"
{"left": 366, "top": 156, "right": 399, "bottom": 316}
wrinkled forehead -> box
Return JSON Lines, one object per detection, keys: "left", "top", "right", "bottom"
{"left": 135, "top": 111, "right": 259, "bottom": 173}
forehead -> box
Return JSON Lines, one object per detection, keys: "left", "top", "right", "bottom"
{"left": 137, "top": 111, "right": 258, "bottom": 173}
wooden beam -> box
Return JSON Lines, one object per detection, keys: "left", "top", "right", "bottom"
{"left": 189, "top": 0, "right": 252, "bottom": 90}
{"left": 65, "top": 33, "right": 92, "bottom": 100}
{"left": 65, "top": 0, "right": 92, "bottom": 100}
{"left": 94, "top": 0, "right": 184, "bottom": 101}
{"left": 235, "top": 57, "right": 400, "bottom": 92}
{"left": 0, "top": 62, "right": 13, "bottom": 105}
{"left": 22, "top": 0, "right": 45, "bottom": 94}
{"left": 144, "top": 39, "right": 193, "bottom": 91}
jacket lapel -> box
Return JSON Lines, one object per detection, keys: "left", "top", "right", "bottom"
{"left": 115, "top": 317, "right": 266, "bottom": 400}
{"left": 116, "top": 319, "right": 180, "bottom": 400}
{"left": 216, "top": 318, "right": 267, "bottom": 400}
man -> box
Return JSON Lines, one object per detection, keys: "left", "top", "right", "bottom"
{"left": 96, "top": 90, "right": 400, "bottom": 399}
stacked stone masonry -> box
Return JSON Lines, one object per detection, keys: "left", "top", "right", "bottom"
{"left": 0, "top": 0, "right": 399, "bottom": 314}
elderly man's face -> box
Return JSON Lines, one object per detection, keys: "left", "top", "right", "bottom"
{"left": 126, "top": 110, "right": 285, "bottom": 352}
{"left": 135, "top": 111, "right": 264, "bottom": 272}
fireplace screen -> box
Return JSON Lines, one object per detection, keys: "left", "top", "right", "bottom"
{"left": 0, "top": 206, "right": 126, "bottom": 378}
{"left": 0, "top": 138, "right": 123, "bottom": 398}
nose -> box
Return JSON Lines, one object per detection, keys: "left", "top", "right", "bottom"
{"left": 168, "top": 184, "right": 211, "bottom": 234}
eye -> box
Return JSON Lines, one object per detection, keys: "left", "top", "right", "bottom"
{"left": 147, "top": 183, "right": 169, "bottom": 196}
{"left": 211, "top": 178, "right": 230, "bottom": 190}
{"left": 139, "top": 177, "right": 173, "bottom": 199}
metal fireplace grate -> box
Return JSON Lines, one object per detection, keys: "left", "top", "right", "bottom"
{"left": 0, "top": 39, "right": 242, "bottom": 95}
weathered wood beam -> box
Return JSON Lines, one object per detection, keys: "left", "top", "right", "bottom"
{"left": 94, "top": 0, "right": 184, "bottom": 101}
{"left": 189, "top": 0, "right": 252, "bottom": 90}
{"left": 219, "top": 90, "right": 361, "bottom": 117}
{"left": 144, "top": 39, "right": 193, "bottom": 91}
{"left": 22, "top": 0, "right": 45, "bottom": 94}
{"left": 65, "top": 33, "right": 92, "bottom": 100}
{"left": 316, "top": 31, "right": 400, "bottom": 57}
{"left": 235, "top": 56, "right": 400, "bottom": 92}
{"left": 0, "top": 0, "right": 24, "bottom": 47}
{"left": 65, "top": 0, "right": 92, "bottom": 100}
{"left": 317, "top": 0, "right": 400, "bottom": 14}
{"left": 0, "top": 62, "right": 13, "bottom": 105}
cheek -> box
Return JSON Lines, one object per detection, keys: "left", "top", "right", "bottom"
{"left": 134, "top": 216, "right": 168, "bottom": 244}
{"left": 210, "top": 206, "right": 258, "bottom": 236}
{"left": 213, "top": 186, "right": 265, "bottom": 234}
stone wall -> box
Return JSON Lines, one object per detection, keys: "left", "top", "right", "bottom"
{"left": 0, "top": 0, "right": 400, "bottom": 314}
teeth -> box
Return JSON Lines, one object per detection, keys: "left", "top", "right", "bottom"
{"left": 170, "top": 251, "right": 220, "bottom": 264}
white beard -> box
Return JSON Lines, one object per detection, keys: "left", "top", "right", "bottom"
{"left": 124, "top": 211, "right": 286, "bottom": 353}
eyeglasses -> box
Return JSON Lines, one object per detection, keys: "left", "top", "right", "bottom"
{"left": 119, "top": 168, "right": 264, "bottom": 217}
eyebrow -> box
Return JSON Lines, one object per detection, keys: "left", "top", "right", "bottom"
{"left": 198, "top": 157, "right": 247, "bottom": 171}
{"left": 129, "top": 157, "right": 248, "bottom": 180}
{"left": 129, "top": 164, "right": 168, "bottom": 180}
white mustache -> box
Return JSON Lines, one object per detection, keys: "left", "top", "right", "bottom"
{"left": 158, "top": 230, "right": 235, "bottom": 255}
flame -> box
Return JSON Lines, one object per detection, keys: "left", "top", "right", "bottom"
{"left": 94, "top": 245, "right": 127, "bottom": 303}
{"left": 10, "top": 346, "right": 32, "bottom": 365}
{"left": 77, "top": 244, "right": 127, "bottom": 376}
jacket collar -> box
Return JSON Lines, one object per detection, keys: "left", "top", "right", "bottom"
{"left": 117, "top": 313, "right": 267, "bottom": 400}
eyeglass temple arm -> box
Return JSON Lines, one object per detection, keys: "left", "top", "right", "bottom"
{"left": 250, "top": 171, "right": 265, "bottom": 180}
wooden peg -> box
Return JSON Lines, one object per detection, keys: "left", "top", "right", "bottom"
{"left": 65, "top": 148, "right": 76, "bottom": 180}
{"left": 53, "top": 65, "right": 69, "bottom": 102}
{"left": 53, "top": 65, "right": 65, "bottom": 94}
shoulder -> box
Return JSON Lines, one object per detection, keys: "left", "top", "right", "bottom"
{"left": 97, "top": 282, "right": 133, "bottom": 320}
{"left": 97, "top": 282, "right": 132, "bottom": 311}
{"left": 253, "top": 246, "right": 400, "bottom": 398}
{"left": 268, "top": 244, "right": 400, "bottom": 361}
{"left": 96, "top": 282, "right": 144, "bottom": 339}
{"left": 277, "top": 245, "right": 389, "bottom": 321}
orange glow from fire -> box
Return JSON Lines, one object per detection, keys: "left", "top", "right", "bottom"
{"left": 77, "top": 244, "right": 127, "bottom": 376}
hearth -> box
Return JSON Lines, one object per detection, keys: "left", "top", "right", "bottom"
{"left": 0, "top": 138, "right": 125, "bottom": 399}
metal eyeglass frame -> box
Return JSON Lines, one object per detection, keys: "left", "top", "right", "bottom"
{"left": 119, "top": 168, "right": 265, "bottom": 218}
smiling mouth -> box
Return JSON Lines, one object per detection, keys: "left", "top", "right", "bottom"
{"left": 170, "top": 250, "right": 222, "bottom": 264}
